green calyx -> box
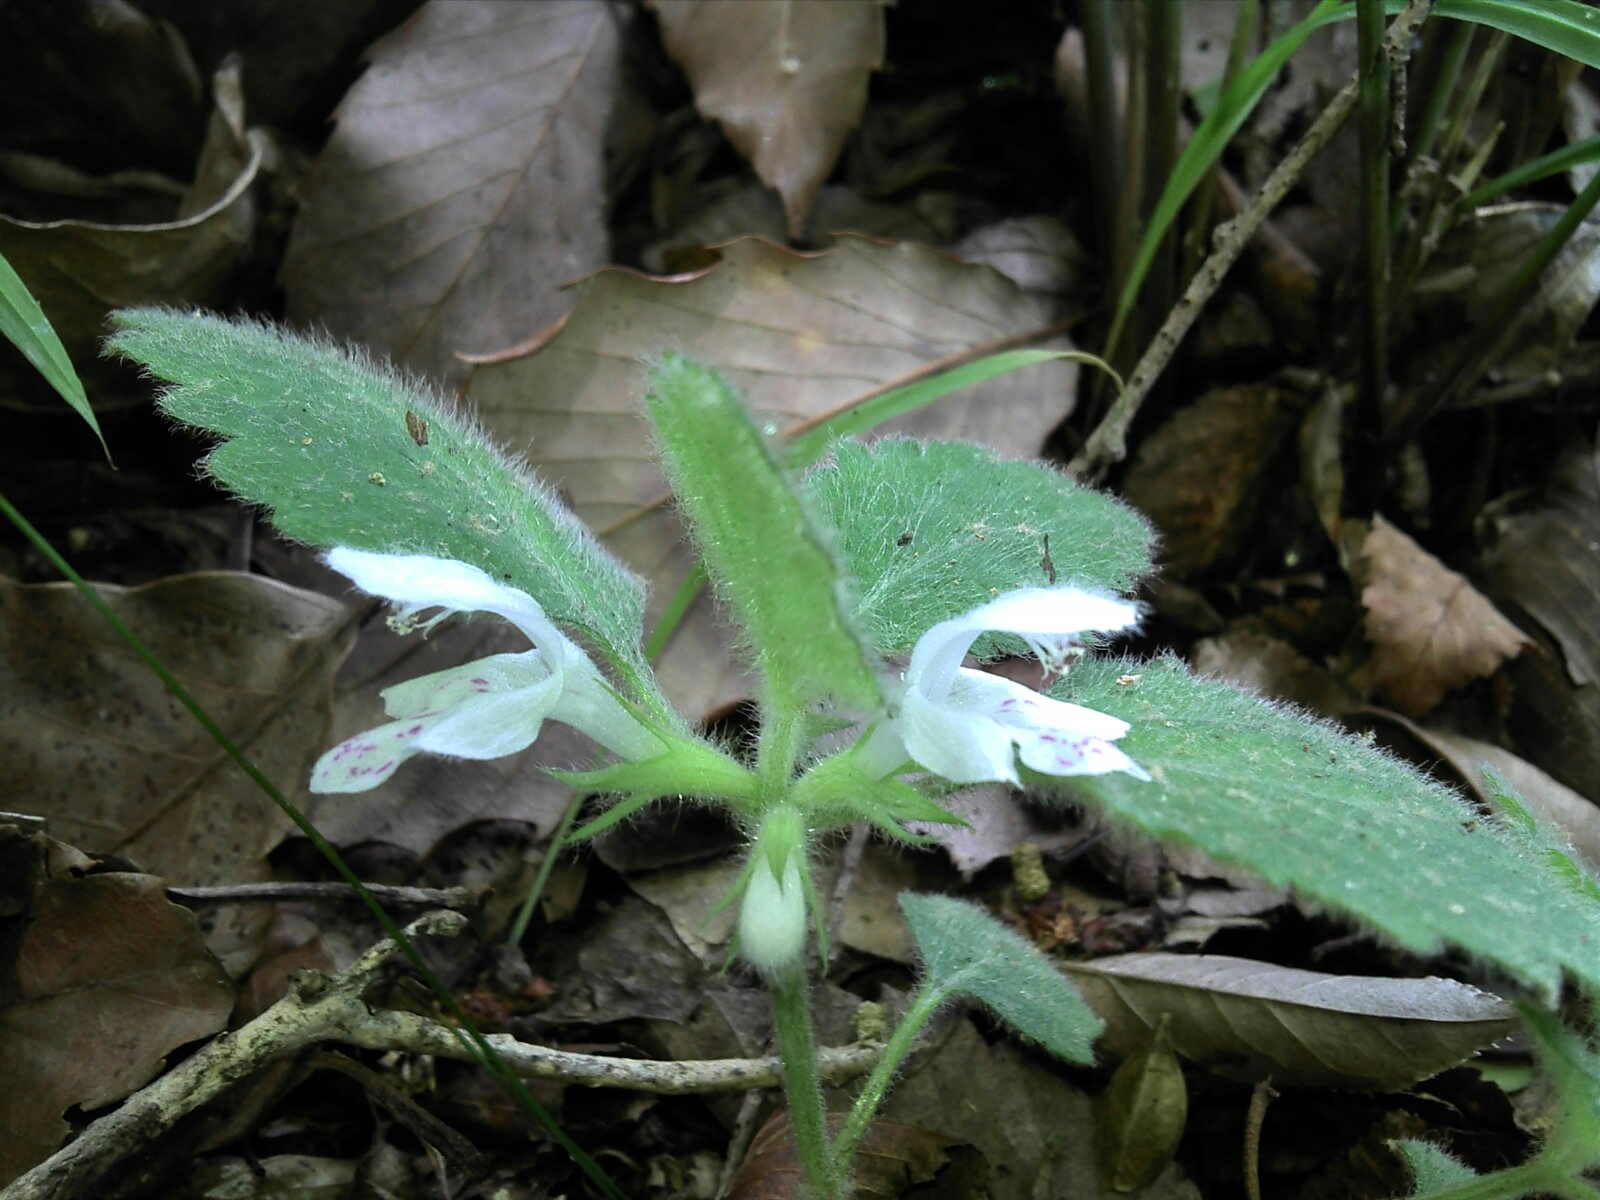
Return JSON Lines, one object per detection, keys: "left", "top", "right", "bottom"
{"left": 789, "top": 748, "right": 964, "bottom": 841}
{"left": 557, "top": 735, "right": 763, "bottom": 842}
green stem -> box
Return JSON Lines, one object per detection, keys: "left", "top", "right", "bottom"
{"left": 757, "top": 701, "right": 806, "bottom": 796}
{"left": 1352, "top": 0, "right": 1392, "bottom": 515}
{"left": 770, "top": 964, "right": 839, "bottom": 1199}
{"left": 0, "top": 488, "right": 625, "bottom": 1200}
{"left": 832, "top": 990, "right": 943, "bottom": 1173}
{"left": 506, "top": 786, "right": 585, "bottom": 945}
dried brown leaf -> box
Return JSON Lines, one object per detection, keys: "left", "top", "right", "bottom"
{"left": 1484, "top": 443, "right": 1600, "bottom": 688}
{"left": 1190, "top": 629, "right": 1356, "bottom": 715}
{"left": 648, "top": 0, "right": 886, "bottom": 238}
{"left": 0, "top": 61, "right": 258, "bottom": 369}
{"left": 1067, "top": 953, "right": 1515, "bottom": 1091}
{"left": 465, "top": 234, "right": 1077, "bottom": 715}
{"left": 0, "top": 572, "right": 356, "bottom": 973}
{"left": 1360, "top": 516, "right": 1534, "bottom": 716}
{"left": 0, "top": 829, "right": 233, "bottom": 1183}
{"left": 283, "top": 0, "right": 619, "bottom": 384}
{"left": 1122, "top": 386, "right": 1298, "bottom": 577}
{"left": 729, "top": 1111, "right": 972, "bottom": 1200}
{"left": 1352, "top": 710, "right": 1600, "bottom": 873}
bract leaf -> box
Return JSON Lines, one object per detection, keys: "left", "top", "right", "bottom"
{"left": 900, "top": 893, "right": 1101, "bottom": 1064}
{"left": 1045, "top": 658, "right": 1600, "bottom": 1003}
{"left": 1393, "top": 1140, "right": 1479, "bottom": 1193}
{"left": 806, "top": 438, "right": 1153, "bottom": 654}
{"left": 104, "top": 309, "right": 659, "bottom": 708}
{"left": 644, "top": 355, "right": 879, "bottom": 709}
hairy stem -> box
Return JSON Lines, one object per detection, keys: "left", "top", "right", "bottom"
{"left": 770, "top": 965, "right": 840, "bottom": 1199}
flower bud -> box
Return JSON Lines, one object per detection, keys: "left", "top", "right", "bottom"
{"left": 738, "top": 809, "right": 809, "bottom": 977}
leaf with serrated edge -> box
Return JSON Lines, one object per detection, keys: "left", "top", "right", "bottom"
{"left": 105, "top": 309, "right": 660, "bottom": 710}
{"left": 806, "top": 437, "right": 1153, "bottom": 655}
{"left": 1047, "top": 658, "right": 1600, "bottom": 1003}
{"left": 1066, "top": 953, "right": 1514, "bottom": 1091}
{"left": 901, "top": 893, "right": 1102, "bottom": 1064}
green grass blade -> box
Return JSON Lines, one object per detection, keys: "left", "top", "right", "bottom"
{"left": 0, "top": 249, "right": 110, "bottom": 463}
{"left": 784, "top": 349, "right": 1121, "bottom": 468}
{"left": 1429, "top": 0, "right": 1600, "bottom": 68}
{"left": 1107, "top": 0, "right": 1349, "bottom": 356}
{"left": 1110, "top": 0, "right": 1600, "bottom": 360}
{"left": 1458, "top": 132, "right": 1600, "bottom": 209}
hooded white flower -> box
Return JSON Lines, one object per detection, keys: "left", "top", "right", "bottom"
{"left": 861, "top": 587, "right": 1152, "bottom": 786}
{"left": 311, "top": 548, "right": 662, "bottom": 793}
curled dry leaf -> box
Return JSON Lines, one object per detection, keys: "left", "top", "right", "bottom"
{"left": 0, "top": 60, "right": 259, "bottom": 369}
{"left": 1482, "top": 441, "right": 1600, "bottom": 797}
{"left": 1121, "top": 386, "right": 1299, "bottom": 577}
{"left": 0, "top": 827, "right": 233, "bottom": 1184}
{"left": 648, "top": 0, "right": 886, "bottom": 239}
{"left": 0, "top": 571, "right": 356, "bottom": 974}
{"left": 283, "top": 0, "right": 619, "bottom": 384}
{"left": 1066, "top": 953, "right": 1515, "bottom": 1091}
{"left": 465, "top": 234, "right": 1078, "bottom": 715}
{"left": 1359, "top": 516, "right": 1534, "bottom": 717}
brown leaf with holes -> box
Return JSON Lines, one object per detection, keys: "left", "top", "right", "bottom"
{"left": 648, "top": 0, "right": 886, "bottom": 239}
{"left": 0, "top": 827, "right": 233, "bottom": 1183}
{"left": 1359, "top": 516, "right": 1534, "bottom": 716}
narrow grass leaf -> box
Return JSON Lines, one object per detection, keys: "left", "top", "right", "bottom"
{"left": 0, "top": 250, "right": 108, "bottom": 462}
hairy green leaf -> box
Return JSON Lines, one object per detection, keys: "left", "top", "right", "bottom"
{"left": 104, "top": 309, "right": 659, "bottom": 707}
{"left": 900, "top": 892, "right": 1102, "bottom": 1064}
{"left": 1047, "top": 658, "right": 1600, "bottom": 1002}
{"left": 806, "top": 438, "right": 1153, "bottom": 654}
{"left": 644, "top": 355, "right": 879, "bottom": 709}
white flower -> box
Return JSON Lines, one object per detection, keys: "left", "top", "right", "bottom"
{"left": 310, "top": 548, "right": 662, "bottom": 794}
{"left": 861, "top": 587, "right": 1152, "bottom": 786}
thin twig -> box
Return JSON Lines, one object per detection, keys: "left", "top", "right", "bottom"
{"left": 1069, "top": 0, "right": 1436, "bottom": 484}
{"left": 1243, "top": 1077, "right": 1278, "bottom": 1200}
{"left": 0, "top": 910, "right": 881, "bottom": 1200}
{"left": 168, "top": 882, "right": 483, "bottom": 909}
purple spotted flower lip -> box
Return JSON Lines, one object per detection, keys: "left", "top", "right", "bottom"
{"left": 310, "top": 548, "right": 662, "bottom": 794}
{"left": 860, "top": 586, "right": 1152, "bottom": 786}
